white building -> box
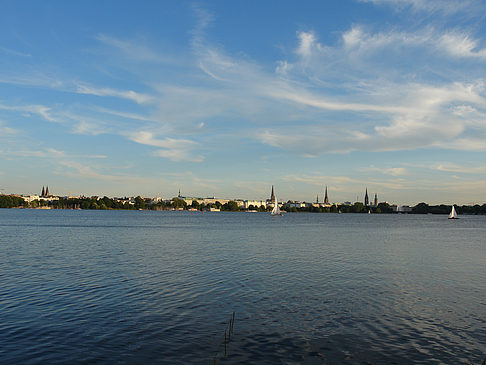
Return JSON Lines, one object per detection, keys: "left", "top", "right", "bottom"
{"left": 241, "top": 200, "right": 267, "bottom": 209}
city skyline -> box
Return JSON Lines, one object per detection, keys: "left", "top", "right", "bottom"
{"left": 2, "top": 1, "right": 486, "bottom": 205}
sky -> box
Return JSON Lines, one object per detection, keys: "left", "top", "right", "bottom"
{"left": 1, "top": 0, "right": 486, "bottom": 205}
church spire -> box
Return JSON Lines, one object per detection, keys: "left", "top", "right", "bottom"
{"left": 316, "top": 194, "right": 319, "bottom": 204}
{"left": 41, "top": 186, "right": 45, "bottom": 196}
{"left": 374, "top": 193, "right": 378, "bottom": 207}
{"left": 324, "top": 186, "right": 329, "bottom": 204}
{"left": 364, "top": 188, "right": 369, "bottom": 206}
{"left": 270, "top": 185, "right": 275, "bottom": 202}
{"left": 45, "top": 186, "right": 49, "bottom": 197}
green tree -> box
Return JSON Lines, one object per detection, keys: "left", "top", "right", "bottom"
{"left": 134, "top": 196, "right": 145, "bottom": 210}
{"left": 412, "top": 202, "right": 429, "bottom": 214}
{"left": 224, "top": 200, "right": 239, "bottom": 211}
{"left": 352, "top": 202, "right": 366, "bottom": 213}
{"left": 172, "top": 198, "right": 187, "bottom": 209}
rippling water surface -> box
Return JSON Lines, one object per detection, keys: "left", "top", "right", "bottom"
{"left": 1, "top": 209, "right": 485, "bottom": 364}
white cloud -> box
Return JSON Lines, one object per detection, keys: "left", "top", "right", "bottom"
{"left": 339, "top": 26, "right": 486, "bottom": 60}
{"left": 0, "top": 46, "right": 31, "bottom": 57}
{"left": 433, "top": 163, "right": 486, "bottom": 174}
{"left": 0, "top": 121, "right": 18, "bottom": 135}
{"left": 358, "top": 0, "right": 482, "bottom": 15}
{"left": 57, "top": 160, "right": 148, "bottom": 184}
{"left": 0, "top": 148, "right": 106, "bottom": 160}
{"left": 153, "top": 149, "right": 204, "bottom": 163}
{"left": 129, "top": 131, "right": 204, "bottom": 162}
{"left": 364, "top": 166, "right": 408, "bottom": 176}
{"left": 96, "top": 34, "right": 165, "bottom": 63}
{"left": 75, "top": 83, "right": 154, "bottom": 104}
{"left": 0, "top": 103, "right": 57, "bottom": 122}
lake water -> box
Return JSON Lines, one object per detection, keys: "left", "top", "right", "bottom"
{"left": 0, "top": 209, "right": 485, "bottom": 364}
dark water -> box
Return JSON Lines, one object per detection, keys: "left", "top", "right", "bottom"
{"left": 1, "top": 209, "right": 485, "bottom": 364}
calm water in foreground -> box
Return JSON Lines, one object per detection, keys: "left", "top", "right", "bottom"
{"left": 0, "top": 209, "right": 485, "bottom": 364}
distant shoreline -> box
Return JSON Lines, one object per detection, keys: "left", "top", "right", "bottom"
{"left": 2, "top": 206, "right": 486, "bottom": 215}
{"left": 1, "top": 195, "right": 485, "bottom": 214}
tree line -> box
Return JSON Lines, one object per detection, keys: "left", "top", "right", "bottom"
{"left": 2, "top": 194, "right": 486, "bottom": 214}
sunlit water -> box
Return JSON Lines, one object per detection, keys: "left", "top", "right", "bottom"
{"left": 1, "top": 209, "right": 485, "bottom": 364}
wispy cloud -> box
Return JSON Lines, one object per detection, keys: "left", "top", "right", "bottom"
{"left": 0, "top": 121, "right": 18, "bottom": 135}
{"left": 340, "top": 26, "right": 486, "bottom": 60}
{"left": 0, "top": 45, "right": 31, "bottom": 57}
{"left": 96, "top": 34, "right": 162, "bottom": 62}
{"left": 0, "top": 148, "right": 106, "bottom": 159}
{"left": 358, "top": 0, "right": 483, "bottom": 15}
{"left": 129, "top": 131, "right": 204, "bottom": 162}
{"left": 57, "top": 160, "right": 146, "bottom": 183}
{"left": 0, "top": 103, "right": 58, "bottom": 122}
{"left": 363, "top": 166, "right": 408, "bottom": 176}
{"left": 433, "top": 163, "right": 486, "bottom": 174}
{"left": 75, "top": 83, "right": 154, "bottom": 104}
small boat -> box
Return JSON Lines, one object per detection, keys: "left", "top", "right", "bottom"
{"left": 448, "top": 205, "right": 459, "bottom": 219}
{"left": 271, "top": 192, "right": 282, "bottom": 216}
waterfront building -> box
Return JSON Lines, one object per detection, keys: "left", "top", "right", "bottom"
{"left": 270, "top": 185, "right": 275, "bottom": 203}
{"left": 397, "top": 205, "right": 412, "bottom": 213}
{"left": 22, "top": 194, "right": 40, "bottom": 203}
{"left": 284, "top": 201, "right": 306, "bottom": 208}
{"left": 242, "top": 200, "right": 267, "bottom": 209}
{"left": 374, "top": 193, "right": 378, "bottom": 207}
{"left": 364, "top": 188, "right": 369, "bottom": 206}
{"left": 324, "top": 186, "right": 329, "bottom": 204}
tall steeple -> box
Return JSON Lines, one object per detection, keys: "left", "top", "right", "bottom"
{"left": 324, "top": 186, "right": 329, "bottom": 204}
{"left": 316, "top": 194, "right": 319, "bottom": 204}
{"left": 364, "top": 188, "right": 369, "bottom": 206}
{"left": 374, "top": 193, "right": 378, "bottom": 207}
{"left": 45, "top": 186, "right": 49, "bottom": 197}
{"left": 41, "top": 186, "right": 45, "bottom": 197}
{"left": 178, "top": 189, "right": 181, "bottom": 198}
{"left": 270, "top": 185, "right": 275, "bottom": 202}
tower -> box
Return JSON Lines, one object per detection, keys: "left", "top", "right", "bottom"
{"left": 374, "top": 193, "right": 378, "bottom": 207}
{"left": 316, "top": 194, "right": 319, "bottom": 204}
{"left": 364, "top": 188, "right": 369, "bottom": 206}
{"left": 270, "top": 185, "right": 275, "bottom": 203}
{"left": 178, "top": 189, "right": 181, "bottom": 198}
{"left": 324, "top": 186, "right": 329, "bottom": 204}
{"left": 45, "top": 186, "right": 49, "bottom": 197}
{"left": 41, "top": 186, "right": 45, "bottom": 196}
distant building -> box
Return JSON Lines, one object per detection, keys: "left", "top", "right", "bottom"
{"left": 40, "top": 185, "right": 51, "bottom": 197}
{"left": 242, "top": 200, "right": 267, "bottom": 209}
{"left": 397, "top": 205, "right": 412, "bottom": 213}
{"left": 324, "top": 186, "right": 329, "bottom": 204}
{"left": 373, "top": 193, "right": 378, "bottom": 207}
{"left": 270, "top": 185, "right": 275, "bottom": 203}
{"left": 284, "top": 201, "right": 306, "bottom": 208}
{"left": 22, "top": 194, "right": 40, "bottom": 203}
{"left": 364, "top": 188, "right": 369, "bottom": 206}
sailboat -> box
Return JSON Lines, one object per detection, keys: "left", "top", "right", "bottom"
{"left": 448, "top": 205, "right": 459, "bottom": 219}
{"left": 271, "top": 193, "right": 282, "bottom": 216}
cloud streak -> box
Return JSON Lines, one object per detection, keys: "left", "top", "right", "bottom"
{"left": 75, "top": 83, "right": 154, "bottom": 104}
{"left": 129, "top": 131, "right": 204, "bottom": 162}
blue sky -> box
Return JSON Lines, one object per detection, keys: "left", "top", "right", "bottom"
{"left": 1, "top": 0, "right": 486, "bottom": 204}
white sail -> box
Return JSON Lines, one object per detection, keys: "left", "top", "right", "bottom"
{"left": 448, "top": 205, "right": 458, "bottom": 219}
{"left": 271, "top": 192, "right": 281, "bottom": 215}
